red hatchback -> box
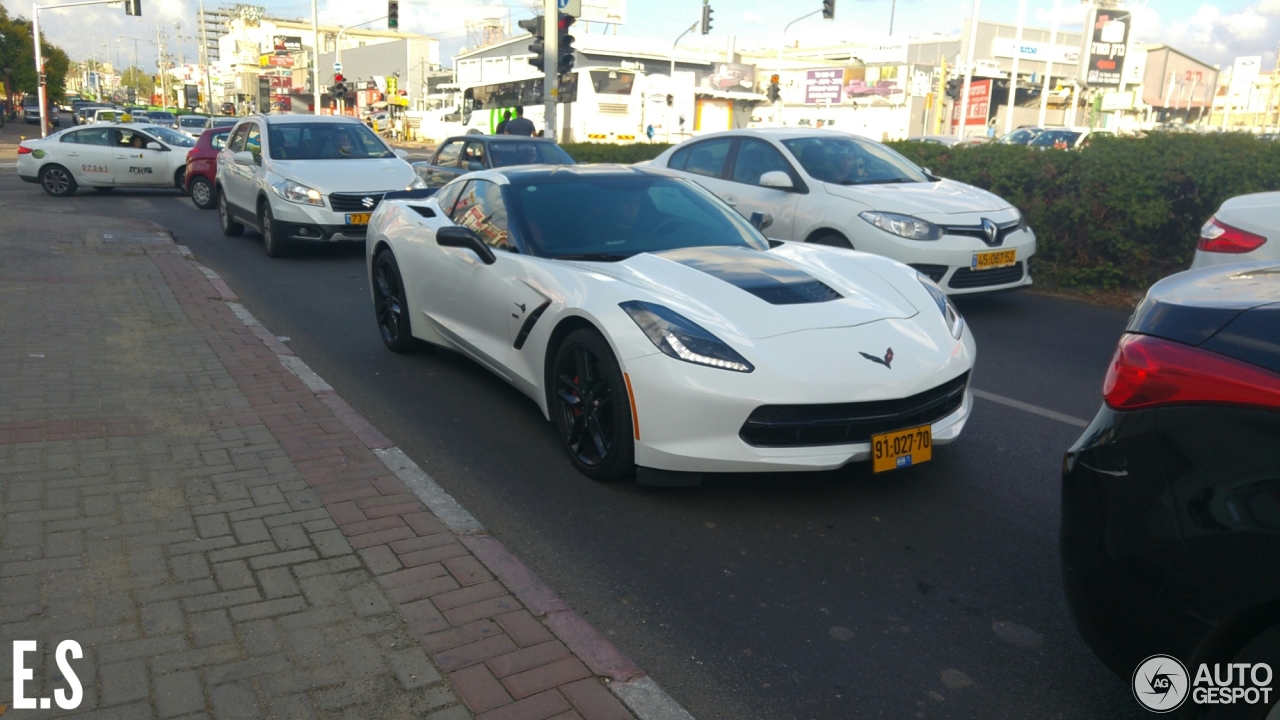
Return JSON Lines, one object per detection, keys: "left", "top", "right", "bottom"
{"left": 185, "top": 126, "right": 233, "bottom": 209}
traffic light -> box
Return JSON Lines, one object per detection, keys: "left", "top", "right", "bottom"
{"left": 388, "top": 0, "right": 399, "bottom": 30}
{"left": 519, "top": 16, "right": 545, "bottom": 71}
{"left": 557, "top": 13, "right": 576, "bottom": 73}
{"left": 821, "top": 0, "right": 834, "bottom": 20}
{"left": 767, "top": 75, "right": 780, "bottom": 102}
{"left": 700, "top": 2, "right": 713, "bottom": 34}
{"left": 945, "top": 78, "right": 962, "bottom": 100}
{"left": 334, "top": 73, "right": 345, "bottom": 84}
{"left": 124, "top": 0, "right": 141, "bottom": 16}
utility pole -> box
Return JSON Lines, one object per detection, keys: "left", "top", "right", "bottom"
{"left": 668, "top": 19, "right": 698, "bottom": 143}
{"left": 312, "top": 0, "right": 321, "bottom": 114}
{"left": 1002, "top": 0, "right": 1025, "bottom": 134}
{"left": 1037, "top": 0, "right": 1060, "bottom": 127}
{"left": 32, "top": 0, "right": 133, "bottom": 136}
{"left": 956, "top": 0, "right": 982, "bottom": 138}
{"left": 542, "top": 0, "right": 557, "bottom": 141}
{"left": 199, "top": 0, "right": 214, "bottom": 113}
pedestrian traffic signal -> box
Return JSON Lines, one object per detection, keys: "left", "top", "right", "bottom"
{"left": 700, "top": 2, "right": 713, "bottom": 34}
{"left": 388, "top": 0, "right": 399, "bottom": 30}
{"left": 519, "top": 16, "right": 546, "bottom": 71}
{"left": 821, "top": 0, "right": 835, "bottom": 20}
{"left": 558, "top": 13, "right": 576, "bottom": 73}
{"left": 124, "top": 0, "right": 141, "bottom": 16}
{"left": 767, "top": 76, "right": 780, "bottom": 102}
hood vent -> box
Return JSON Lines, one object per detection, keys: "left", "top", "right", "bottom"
{"left": 657, "top": 247, "right": 843, "bottom": 306}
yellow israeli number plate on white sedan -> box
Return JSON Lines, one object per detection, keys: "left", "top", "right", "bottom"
{"left": 971, "top": 249, "right": 1017, "bottom": 270}
{"left": 346, "top": 213, "right": 372, "bottom": 225}
{"left": 871, "top": 425, "right": 932, "bottom": 473}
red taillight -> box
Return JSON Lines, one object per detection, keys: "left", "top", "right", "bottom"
{"left": 1103, "top": 334, "right": 1280, "bottom": 411}
{"left": 1197, "top": 218, "right": 1268, "bottom": 253}
{"left": 17, "top": 146, "right": 32, "bottom": 155}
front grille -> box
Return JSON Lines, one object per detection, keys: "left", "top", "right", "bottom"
{"left": 598, "top": 103, "right": 629, "bottom": 114}
{"left": 740, "top": 372, "right": 969, "bottom": 447}
{"left": 909, "top": 264, "right": 948, "bottom": 283}
{"left": 948, "top": 262, "right": 1024, "bottom": 290}
{"left": 942, "top": 221, "right": 1019, "bottom": 247}
{"left": 329, "top": 192, "right": 386, "bottom": 213}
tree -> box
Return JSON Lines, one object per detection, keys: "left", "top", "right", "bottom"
{"left": 120, "top": 66, "right": 155, "bottom": 98}
{"left": 0, "top": 3, "right": 72, "bottom": 101}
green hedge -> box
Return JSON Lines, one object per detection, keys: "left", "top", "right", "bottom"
{"left": 560, "top": 142, "right": 670, "bottom": 164}
{"left": 887, "top": 135, "right": 1280, "bottom": 290}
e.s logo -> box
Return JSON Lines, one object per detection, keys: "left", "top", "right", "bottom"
{"left": 11, "top": 640, "right": 85, "bottom": 709}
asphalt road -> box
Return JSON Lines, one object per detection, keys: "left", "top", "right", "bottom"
{"left": 0, "top": 175, "right": 1145, "bottom": 720}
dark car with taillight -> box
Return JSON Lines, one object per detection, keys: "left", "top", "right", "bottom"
{"left": 1062, "top": 262, "right": 1280, "bottom": 712}
{"left": 184, "top": 126, "right": 233, "bottom": 210}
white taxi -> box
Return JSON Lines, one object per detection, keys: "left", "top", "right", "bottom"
{"left": 17, "top": 123, "right": 194, "bottom": 197}
{"left": 652, "top": 128, "right": 1037, "bottom": 294}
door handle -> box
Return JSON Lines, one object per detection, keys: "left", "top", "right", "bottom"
{"left": 724, "top": 197, "right": 739, "bottom": 206}
{"left": 65, "top": 151, "right": 79, "bottom": 156}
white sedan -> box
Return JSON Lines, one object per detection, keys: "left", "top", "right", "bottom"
{"left": 17, "top": 123, "right": 194, "bottom": 197}
{"left": 1191, "top": 192, "right": 1279, "bottom": 268}
{"left": 366, "top": 166, "right": 975, "bottom": 485}
{"left": 650, "top": 128, "right": 1037, "bottom": 295}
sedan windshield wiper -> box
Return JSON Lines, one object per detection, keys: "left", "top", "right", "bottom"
{"left": 554, "top": 252, "right": 632, "bottom": 262}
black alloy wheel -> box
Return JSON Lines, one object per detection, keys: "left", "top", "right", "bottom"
{"left": 811, "top": 232, "right": 853, "bottom": 249}
{"left": 372, "top": 250, "right": 416, "bottom": 353}
{"left": 39, "top": 165, "right": 76, "bottom": 197}
{"left": 219, "top": 189, "right": 244, "bottom": 236}
{"left": 260, "top": 202, "right": 289, "bottom": 258}
{"left": 551, "top": 329, "right": 634, "bottom": 481}
{"left": 173, "top": 167, "right": 186, "bottom": 190}
{"left": 189, "top": 177, "right": 215, "bottom": 209}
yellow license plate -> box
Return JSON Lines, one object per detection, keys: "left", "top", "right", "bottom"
{"left": 871, "top": 425, "right": 932, "bottom": 473}
{"left": 971, "top": 249, "right": 1017, "bottom": 270}
{"left": 345, "top": 213, "right": 372, "bottom": 225}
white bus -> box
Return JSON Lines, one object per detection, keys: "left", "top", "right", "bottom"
{"left": 423, "top": 66, "right": 643, "bottom": 143}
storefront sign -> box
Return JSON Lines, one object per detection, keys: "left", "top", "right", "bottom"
{"left": 950, "top": 78, "right": 990, "bottom": 127}
{"left": 1080, "top": 8, "right": 1130, "bottom": 87}
{"left": 273, "top": 35, "right": 303, "bottom": 53}
{"left": 804, "top": 68, "right": 844, "bottom": 104}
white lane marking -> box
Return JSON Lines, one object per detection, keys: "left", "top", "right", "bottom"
{"left": 0, "top": 162, "right": 18, "bottom": 169}
{"left": 373, "top": 447, "right": 485, "bottom": 535}
{"left": 972, "top": 389, "right": 1090, "bottom": 428}
{"left": 278, "top": 355, "right": 333, "bottom": 393}
{"left": 614, "top": 677, "right": 698, "bottom": 720}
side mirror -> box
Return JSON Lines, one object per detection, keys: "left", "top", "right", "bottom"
{"left": 394, "top": 148, "right": 410, "bottom": 160}
{"left": 922, "top": 167, "right": 941, "bottom": 181}
{"left": 759, "top": 171, "right": 793, "bottom": 190}
{"left": 233, "top": 150, "right": 256, "bottom": 166}
{"left": 749, "top": 212, "right": 774, "bottom": 232}
{"left": 146, "top": 141, "right": 164, "bottom": 151}
{"left": 436, "top": 225, "right": 496, "bottom": 265}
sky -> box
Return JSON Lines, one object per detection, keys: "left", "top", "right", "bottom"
{"left": 2, "top": 0, "right": 1272, "bottom": 73}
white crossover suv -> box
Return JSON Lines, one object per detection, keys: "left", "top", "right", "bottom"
{"left": 215, "top": 114, "right": 423, "bottom": 257}
{"left": 652, "top": 128, "right": 1037, "bottom": 295}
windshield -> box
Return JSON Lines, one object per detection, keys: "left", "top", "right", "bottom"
{"left": 142, "top": 126, "right": 195, "bottom": 147}
{"left": 211, "top": 117, "right": 238, "bottom": 128}
{"left": 178, "top": 116, "right": 207, "bottom": 128}
{"left": 267, "top": 122, "right": 394, "bottom": 160}
{"left": 488, "top": 142, "right": 575, "bottom": 168}
{"left": 589, "top": 70, "right": 635, "bottom": 95}
{"left": 782, "top": 136, "right": 926, "bottom": 185}
{"left": 1030, "top": 130, "right": 1082, "bottom": 148}
{"left": 149, "top": 111, "right": 175, "bottom": 121}
{"left": 508, "top": 175, "right": 768, "bottom": 260}
{"left": 997, "top": 128, "right": 1041, "bottom": 144}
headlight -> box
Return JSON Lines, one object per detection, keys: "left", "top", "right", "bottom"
{"left": 917, "top": 272, "right": 964, "bottom": 339}
{"left": 859, "top": 211, "right": 942, "bottom": 241}
{"left": 270, "top": 179, "right": 325, "bottom": 207}
{"left": 620, "top": 301, "right": 754, "bottom": 373}
{"left": 1014, "top": 208, "right": 1029, "bottom": 232}
{"left": 407, "top": 176, "right": 428, "bottom": 190}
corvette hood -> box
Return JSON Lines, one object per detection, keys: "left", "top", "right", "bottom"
{"left": 823, "top": 178, "right": 1010, "bottom": 217}
{"left": 581, "top": 245, "right": 919, "bottom": 339}
{"left": 270, "top": 159, "right": 416, "bottom": 194}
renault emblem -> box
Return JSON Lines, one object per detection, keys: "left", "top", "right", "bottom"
{"left": 981, "top": 218, "right": 999, "bottom": 245}
{"left": 361, "top": 196, "right": 376, "bottom": 209}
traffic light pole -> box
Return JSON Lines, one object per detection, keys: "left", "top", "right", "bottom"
{"left": 667, "top": 19, "right": 698, "bottom": 143}
{"left": 542, "top": 0, "right": 557, "bottom": 141}
{"left": 31, "top": 0, "right": 131, "bottom": 138}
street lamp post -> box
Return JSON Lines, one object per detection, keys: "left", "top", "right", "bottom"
{"left": 335, "top": 17, "right": 388, "bottom": 116}
{"left": 774, "top": 10, "right": 822, "bottom": 127}
{"left": 30, "top": 0, "right": 132, "bottom": 137}
{"left": 667, "top": 18, "right": 699, "bottom": 143}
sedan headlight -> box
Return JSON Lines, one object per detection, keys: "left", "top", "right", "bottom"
{"left": 620, "top": 301, "right": 754, "bottom": 373}
{"left": 270, "top": 179, "right": 325, "bottom": 207}
{"left": 407, "top": 176, "right": 428, "bottom": 190}
{"left": 860, "top": 211, "right": 943, "bottom": 241}
{"left": 917, "top": 273, "right": 964, "bottom": 339}
{"left": 1015, "top": 208, "right": 1030, "bottom": 232}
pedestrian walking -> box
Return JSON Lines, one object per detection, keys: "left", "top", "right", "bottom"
{"left": 504, "top": 106, "right": 535, "bottom": 136}
{"left": 495, "top": 110, "right": 511, "bottom": 135}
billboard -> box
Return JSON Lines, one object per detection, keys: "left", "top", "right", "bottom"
{"left": 804, "top": 69, "right": 844, "bottom": 104}
{"left": 273, "top": 35, "right": 303, "bottom": 53}
{"left": 992, "top": 38, "right": 1079, "bottom": 65}
{"left": 950, "top": 79, "right": 991, "bottom": 127}
{"left": 1227, "top": 56, "right": 1263, "bottom": 102}
{"left": 580, "top": 0, "right": 625, "bottom": 24}
{"left": 700, "top": 63, "right": 755, "bottom": 92}
{"left": 1080, "top": 8, "right": 1131, "bottom": 87}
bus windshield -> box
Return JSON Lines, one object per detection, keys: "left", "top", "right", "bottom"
{"left": 590, "top": 70, "right": 634, "bottom": 95}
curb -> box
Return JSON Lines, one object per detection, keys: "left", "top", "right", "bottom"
{"left": 174, "top": 244, "right": 696, "bottom": 720}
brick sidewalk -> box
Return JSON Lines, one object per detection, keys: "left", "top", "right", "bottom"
{"left": 0, "top": 207, "right": 671, "bottom": 719}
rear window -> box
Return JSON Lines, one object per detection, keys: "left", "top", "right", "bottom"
{"left": 589, "top": 70, "right": 634, "bottom": 95}
{"left": 488, "top": 142, "right": 575, "bottom": 168}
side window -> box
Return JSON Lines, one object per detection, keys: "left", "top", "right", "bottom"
{"left": 681, "top": 139, "right": 732, "bottom": 178}
{"left": 668, "top": 146, "right": 690, "bottom": 170}
{"left": 78, "top": 128, "right": 112, "bottom": 146}
{"left": 446, "top": 181, "right": 474, "bottom": 222}
{"left": 435, "top": 141, "right": 464, "bottom": 168}
{"left": 462, "top": 142, "right": 486, "bottom": 171}
{"left": 435, "top": 179, "right": 465, "bottom": 217}
{"left": 452, "top": 180, "right": 513, "bottom": 251}
{"left": 115, "top": 128, "right": 153, "bottom": 150}
{"left": 211, "top": 132, "right": 229, "bottom": 150}
{"left": 731, "top": 139, "right": 795, "bottom": 186}
{"left": 228, "top": 125, "right": 249, "bottom": 153}
{"left": 245, "top": 124, "right": 262, "bottom": 164}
